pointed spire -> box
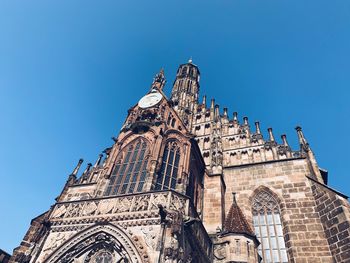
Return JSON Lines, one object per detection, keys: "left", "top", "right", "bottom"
{"left": 296, "top": 126, "right": 309, "bottom": 151}
{"left": 82, "top": 163, "right": 92, "bottom": 176}
{"left": 243, "top": 116, "right": 249, "bottom": 126}
{"left": 281, "top": 134, "right": 289, "bottom": 147}
{"left": 223, "top": 192, "right": 255, "bottom": 236}
{"left": 71, "top": 159, "right": 83, "bottom": 177}
{"left": 233, "top": 112, "right": 238, "bottom": 122}
{"left": 202, "top": 95, "right": 207, "bottom": 107}
{"left": 223, "top": 107, "right": 228, "bottom": 118}
{"left": 267, "top": 127, "right": 275, "bottom": 142}
{"left": 93, "top": 154, "right": 103, "bottom": 168}
{"left": 255, "top": 121, "right": 261, "bottom": 134}
{"left": 210, "top": 99, "right": 215, "bottom": 110}
{"left": 214, "top": 104, "right": 220, "bottom": 119}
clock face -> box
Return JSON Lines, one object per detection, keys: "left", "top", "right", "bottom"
{"left": 138, "top": 92, "right": 162, "bottom": 109}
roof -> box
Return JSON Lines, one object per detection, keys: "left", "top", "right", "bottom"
{"left": 223, "top": 194, "right": 255, "bottom": 236}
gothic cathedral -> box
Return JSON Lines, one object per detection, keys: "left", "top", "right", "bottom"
{"left": 10, "top": 61, "right": 350, "bottom": 263}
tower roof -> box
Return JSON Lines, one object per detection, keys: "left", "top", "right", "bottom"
{"left": 223, "top": 193, "right": 255, "bottom": 236}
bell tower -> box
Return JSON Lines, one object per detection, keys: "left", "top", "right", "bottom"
{"left": 170, "top": 59, "right": 200, "bottom": 129}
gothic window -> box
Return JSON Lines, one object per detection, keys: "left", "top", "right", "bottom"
{"left": 252, "top": 191, "right": 288, "bottom": 263}
{"left": 104, "top": 138, "right": 149, "bottom": 196}
{"left": 155, "top": 141, "right": 181, "bottom": 190}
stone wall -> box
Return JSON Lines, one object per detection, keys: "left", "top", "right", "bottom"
{"left": 203, "top": 173, "right": 225, "bottom": 234}
{"left": 310, "top": 178, "right": 350, "bottom": 262}
{"left": 9, "top": 211, "right": 50, "bottom": 263}
{"left": 222, "top": 158, "right": 334, "bottom": 263}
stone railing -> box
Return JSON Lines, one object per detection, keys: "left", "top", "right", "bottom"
{"left": 50, "top": 190, "right": 190, "bottom": 221}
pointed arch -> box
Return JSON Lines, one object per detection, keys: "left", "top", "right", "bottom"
{"left": 105, "top": 137, "right": 150, "bottom": 196}
{"left": 43, "top": 223, "right": 145, "bottom": 263}
{"left": 250, "top": 186, "right": 288, "bottom": 263}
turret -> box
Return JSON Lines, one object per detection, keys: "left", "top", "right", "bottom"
{"left": 217, "top": 193, "right": 260, "bottom": 263}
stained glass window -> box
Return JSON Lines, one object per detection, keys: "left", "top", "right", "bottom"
{"left": 252, "top": 191, "right": 288, "bottom": 263}
{"left": 104, "top": 138, "right": 149, "bottom": 196}
{"left": 154, "top": 141, "right": 180, "bottom": 190}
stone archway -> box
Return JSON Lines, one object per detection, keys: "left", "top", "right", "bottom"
{"left": 43, "top": 223, "right": 144, "bottom": 263}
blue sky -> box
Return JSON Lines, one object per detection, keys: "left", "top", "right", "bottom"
{"left": 1, "top": 0, "right": 349, "bottom": 252}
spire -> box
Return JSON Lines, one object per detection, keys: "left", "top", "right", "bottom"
{"left": 255, "top": 121, "right": 261, "bottom": 134}
{"left": 93, "top": 154, "right": 103, "bottom": 168}
{"left": 210, "top": 99, "right": 215, "bottom": 110}
{"left": 267, "top": 127, "right": 275, "bottom": 142}
{"left": 188, "top": 57, "right": 193, "bottom": 63}
{"left": 233, "top": 112, "right": 238, "bottom": 122}
{"left": 223, "top": 192, "right": 255, "bottom": 236}
{"left": 152, "top": 68, "right": 166, "bottom": 91}
{"left": 82, "top": 163, "right": 92, "bottom": 176}
{"left": 67, "top": 158, "right": 83, "bottom": 185}
{"left": 214, "top": 104, "right": 220, "bottom": 120}
{"left": 223, "top": 107, "right": 228, "bottom": 118}
{"left": 281, "top": 134, "right": 289, "bottom": 147}
{"left": 243, "top": 116, "right": 249, "bottom": 126}
{"left": 202, "top": 95, "right": 207, "bottom": 107}
{"left": 296, "top": 126, "right": 309, "bottom": 151}
{"left": 71, "top": 159, "right": 83, "bottom": 177}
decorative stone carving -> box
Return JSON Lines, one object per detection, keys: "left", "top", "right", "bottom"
{"left": 50, "top": 191, "right": 189, "bottom": 222}
{"left": 43, "top": 224, "right": 144, "bottom": 263}
{"left": 213, "top": 243, "right": 227, "bottom": 261}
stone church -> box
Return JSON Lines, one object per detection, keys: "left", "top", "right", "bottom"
{"left": 9, "top": 60, "right": 350, "bottom": 263}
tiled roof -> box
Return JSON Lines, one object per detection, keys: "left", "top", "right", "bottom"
{"left": 223, "top": 194, "right": 255, "bottom": 236}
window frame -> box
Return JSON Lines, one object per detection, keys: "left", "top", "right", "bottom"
{"left": 104, "top": 138, "right": 149, "bottom": 196}
{"left": 252, "top": 190, "right": 288, "bottom": 263}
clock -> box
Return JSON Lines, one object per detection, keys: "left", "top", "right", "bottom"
{"left": 138, "top": 92, "right": 162, "bottom": 109}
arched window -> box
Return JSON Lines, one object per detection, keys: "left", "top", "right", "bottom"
{"left": 155, "top": 141, "right": 181, "bottom": 190}
{"left": 252, "top": 191, "right": 288, "bottom": 263}
{"left": 104, "top": 138, "right": 149, "bottom": 196}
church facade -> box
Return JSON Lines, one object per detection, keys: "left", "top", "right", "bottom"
{"left": 10, "top": 61, "right": 350, "bottom": 263}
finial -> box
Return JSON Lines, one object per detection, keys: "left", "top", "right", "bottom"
{"left": 243, "top": 116, "right": 249, "bottom": 126}
{"left": 202, "top": 95, "right": 207, "bottom": 107}
{"left": 188, "top": 57, "right": 193, "bottom": 63}
{"left": 232, "top": 192, "right": 237, "bottom": 204}
{"left": 152, "top": 68, "right": 166, "bottom": 91}
{"left": 82, "top": 163, "right": 92, "bottom": 175}
{"left": 281, "top": 134, "right": 289, "bottom": 146}
{"left": 255, "top": 121, "right": 261, "bottom": 134}
{"left": 210, "top": 99, "right": 215, "bottom": 109}
{"left": 295, "top": 126, "right": 309, "bottom": 150}
{"left": 93, "top": 154, "right": 103, "bottom": 168}
{"left": 223, "top": 108, "right": 228, "bottom": 117}
{"left": 71, "top": 159, "right": 83, "bottom": 176}
{"left": 267, "top": 127, "right": 275, "bottom": 142}
{"left": 233, "top": 112, "right": 238, "bottom": 122}
{"left": 214, "top": 104, "right": 220, "bottom": 118}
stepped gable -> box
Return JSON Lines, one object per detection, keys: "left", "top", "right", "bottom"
{"left": 223, "top": 193, "right": 255, "bottom": 236}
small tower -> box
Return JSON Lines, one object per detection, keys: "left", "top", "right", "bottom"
{"left": 214, "top": 193, "right": 260, "bottom": 263}
{"left": 170, "top": 59, "right": 200, "bottom": 129}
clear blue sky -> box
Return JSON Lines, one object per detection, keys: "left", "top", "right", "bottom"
{"left": 1, "top": 0, "right": 349, "bottom": 253}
